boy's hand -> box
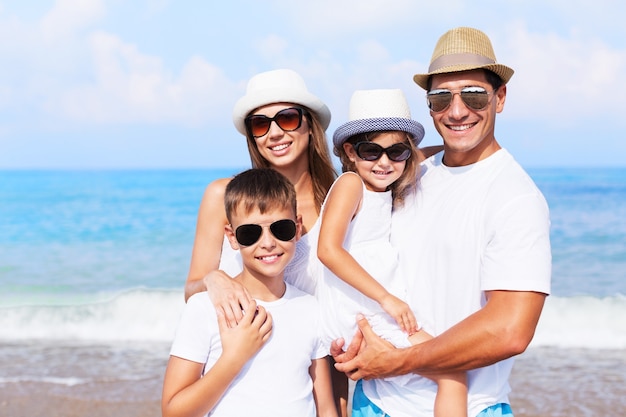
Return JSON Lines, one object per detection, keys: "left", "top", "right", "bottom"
{"left": 204, "top": 270, "right": 254, "bottom": 327}
{"left": 216, "top": 301, "right": 272, "bottom": 368}
{"left": 379, "top": 293, "right": 419, "bottom": 335}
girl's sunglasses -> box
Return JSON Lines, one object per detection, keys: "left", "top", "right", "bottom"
{"left": 353, "top": 142, "right": 412, "bottom": 162}
{"left": 244, "top": 108, "right": 305, "bottom": 138}
{"left": 426, "top": 86, "right": 494, "bottom": 113}
{"left": 234, "top": 219, "right": 297, "bottom": 246}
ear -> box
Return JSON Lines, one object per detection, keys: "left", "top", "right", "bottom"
{"left": 495, "top": 85, "right": 506, "bottom": 114}
{"left": 343, "top": 142, "right": 357, "bottom": 162}
{"left": 225, "top": 224, "right": 240, "bottom": 250}
{"left": 295, "top": 215, "right": 303, "bottom": 241}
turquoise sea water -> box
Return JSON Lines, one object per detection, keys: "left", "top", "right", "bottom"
{"left": 0, "top": 167, "right": 625, "bottom": 347}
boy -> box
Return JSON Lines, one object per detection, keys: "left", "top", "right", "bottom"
{"left": 162, "top": 168, "right": 337, "bottom": 417}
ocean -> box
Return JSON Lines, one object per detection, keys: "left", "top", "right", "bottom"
{"left": 1, "top": 167, "right": 625, "bottom": 417}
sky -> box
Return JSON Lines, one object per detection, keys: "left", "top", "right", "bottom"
{"left": 0, "top": 0, "right": 625, "bottom": 170}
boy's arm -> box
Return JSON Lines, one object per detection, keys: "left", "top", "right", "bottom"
{"left": 162, "top": 304, "right": 272, "bottom": 417}
{"left": 317, "top": 173, "right": 417, "bottom": 334}
{"left": 310, "top": 357, "right": 339, "bottom": 417}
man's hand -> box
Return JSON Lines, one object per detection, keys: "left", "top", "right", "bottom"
{"left": 330, "top": 314, "right": 399, "bottom": 381}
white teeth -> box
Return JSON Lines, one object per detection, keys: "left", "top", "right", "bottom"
{"left": 450, "top": 124, "right": 474, "bottom": 131}
{"left": 270, "top": 143, "right": 289, "bottom": 151}
{"left": 259, "top": 255, "right": 279, "bottom": 261}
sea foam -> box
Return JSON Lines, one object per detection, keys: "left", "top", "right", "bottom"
{"left": 1, "top": 289, "right": 625, "bottom": 349}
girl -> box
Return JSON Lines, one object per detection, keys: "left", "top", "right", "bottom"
{"left": 317, "top": 89, "right": 467, "bottom": 417}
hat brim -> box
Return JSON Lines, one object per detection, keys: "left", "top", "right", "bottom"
{"left": 232, "top": 87, "right": 331, "bottom": 135}
{"left": 413, "top": 63, "right": 514, "bottom": 90}
{"left": 333, "top": 118, "right": 425, "bottom": 149}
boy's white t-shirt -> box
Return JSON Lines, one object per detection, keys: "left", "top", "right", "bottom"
{"left": 170, "top": 285, "right": 327, "bottom": 417}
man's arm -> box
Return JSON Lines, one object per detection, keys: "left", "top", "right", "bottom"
{"left": 332, "top": 290, "right": 546, "bottom": 380}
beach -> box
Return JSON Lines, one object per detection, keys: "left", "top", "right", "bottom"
{"left": 1, "top": 342, "right": 624, "bottom": 417}
{"left": 1, "top": 168, "right": 625, "bottom": 416}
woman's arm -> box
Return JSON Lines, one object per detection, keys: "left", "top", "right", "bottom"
{"left": 162, "top": 304, "right": 272, "bottom": 417}
{"left": 184, "top": 178, "right": 253, "bottom": 324}
{"left": 310, "top": 357, "right": 339, "bottom": 417}
{"left": 317, "top": 173, "right": 417, "bottom": 334}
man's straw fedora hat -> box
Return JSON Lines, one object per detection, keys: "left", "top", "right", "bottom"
{"left": 413, "top": 27, "right": 514, "bottom": 90}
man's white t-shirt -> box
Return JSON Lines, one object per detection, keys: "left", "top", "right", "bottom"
{"left": 362, "top": 149, "right": 552, "bottom": 417}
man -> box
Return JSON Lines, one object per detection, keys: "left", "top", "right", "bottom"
{"left": 331, "top": 27, "right": 552, "bottom": 417}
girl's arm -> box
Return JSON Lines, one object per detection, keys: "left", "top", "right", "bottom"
{"left": 184, "top": 178, "right": 253, "bottom": 324}
{"left": 310, "top": 358, "right": 339, "bottom": 417}
{"left": 162, "top": 303, "right": 272, "bottom": 417}
{"left": 317, "top": 173, "right": 417, "bottom": 334}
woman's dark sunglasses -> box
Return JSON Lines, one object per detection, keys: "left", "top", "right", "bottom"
{"left": 426, "top": 86, "right": 494, "bottom": 113}
{"left": 353, "top": 142, "right": 412, "bottom": 162}
{"left": 234, "top": 219, "right": 297, "bottom": 246}
{"left": 245, "top": 108, "right": 305, "bottom": 138}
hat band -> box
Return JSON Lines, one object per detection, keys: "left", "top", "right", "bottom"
{"left": 428, "top": 53, "right": 495, "bottom": 73}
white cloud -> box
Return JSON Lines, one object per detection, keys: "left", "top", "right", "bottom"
{"left": 255, "top": 34, "right": 289, "bottom": 60}
{"left": 503, "top": 23, "right": 626, "bottom": 125}
{"left": 53, "top": 31, "right": 237, "bottom": 127}
{"left": 40, "top": 0, "right": 105, "bottom": 41}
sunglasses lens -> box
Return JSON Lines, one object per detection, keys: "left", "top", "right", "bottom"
{"left": 269, "top": 219, "right": 297, "bottom": 242}
{"left": 245, "top": 108, "right": 303, "bottom": 138}
{"left": 235, "top": 224, "right": 262, "bottom": 246}
{"left": 274, "top": 108, "right": 303, "bottom": 132}
{"left": 460, "top": 91, "right": 490, "bottom": 110}
{"left": 247, "top": 117, "right": 271, "bottom": 137}
{"left": 427, "top": 91, "right": 453, "bottom": 112}
{"left": 355, "top": 142, "right": 383, "bottom": 161}
{"left": 386, "top": 144, "right": 412, "bottom": 162}
{"left": 428, "top": 88, "right": 491, "bottom": 112}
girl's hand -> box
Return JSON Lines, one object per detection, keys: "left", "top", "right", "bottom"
{"left": 216, "top": 301, "right": 272, "bottom": 368}
{"left": 379, "top": 293, "right": 419, "bottom": 335}
{"left": 204, "top": 270, "right": 253, "bottom": 327}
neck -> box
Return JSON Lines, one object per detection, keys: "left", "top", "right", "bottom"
{"left": 235, "top": 270, "right": 286, "bottom": 302}
{"left": 443, "top": 138, "right": 501, "bottom": 167}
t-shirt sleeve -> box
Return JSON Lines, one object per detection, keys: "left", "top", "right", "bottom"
{"left": 170, "top": 292, "right": 216, "bottom": 364}
{"left": 481, "top": 192, "right": 552, "bottom": 294}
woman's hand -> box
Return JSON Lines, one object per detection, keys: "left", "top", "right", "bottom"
{"left": 204, "top": 270, "right": 253, "bottom": 327}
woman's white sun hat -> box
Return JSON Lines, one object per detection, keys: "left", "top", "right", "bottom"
{"left": 232, "top": 69, "right": 331, "bottom": 135}
{"left": 332, "top": 89, "right": 425, "bottom": 149}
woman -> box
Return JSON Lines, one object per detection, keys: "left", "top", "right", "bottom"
{"left": 184, "top": 68, "right": 336, "bottom": 321}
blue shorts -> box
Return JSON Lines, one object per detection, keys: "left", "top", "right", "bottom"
{"left": 351, "top": 380, "right": 390, "bottom": 417}
{"left": 477, "top": 403, "right": 514, "bottom": 417}
{"left": 352, "top": 378, "right": 514, "bottom": 417}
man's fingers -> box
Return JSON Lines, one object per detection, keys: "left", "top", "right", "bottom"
{"left": 330, "top": 337, "right": 345, "bottom": 357}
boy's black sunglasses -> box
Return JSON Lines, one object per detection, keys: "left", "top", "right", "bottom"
{"left": 234, "top": 219, "right": 297, "bottom": 246}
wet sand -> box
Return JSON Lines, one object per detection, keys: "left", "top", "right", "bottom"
{"left": 1, "top": 343, "right": 624, "bottom": 417}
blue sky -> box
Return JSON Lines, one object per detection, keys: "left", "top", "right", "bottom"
{"left": 1, "top": 0, "right": 625, "bottom": 169}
